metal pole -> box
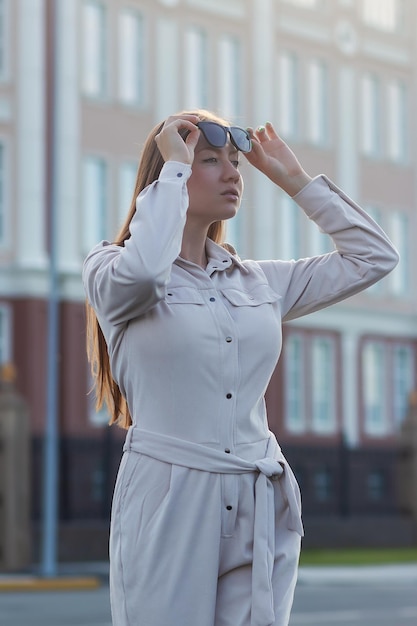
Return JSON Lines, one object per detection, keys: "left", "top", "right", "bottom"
{"left": 40, "top": 0, "right": 59, "bottom": 577}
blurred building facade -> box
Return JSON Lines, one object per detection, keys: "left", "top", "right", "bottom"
{"left": 1, "top": 0, "right": 416, "bottom": 556}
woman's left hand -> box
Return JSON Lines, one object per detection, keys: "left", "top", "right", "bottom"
{"left": 244, "top": 122, "right": 312, "bottom": 196}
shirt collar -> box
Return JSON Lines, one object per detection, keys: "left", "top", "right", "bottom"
{"left": 205, "top": 238, "right": 248, "bottom": 274}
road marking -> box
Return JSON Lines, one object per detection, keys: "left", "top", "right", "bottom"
{"left": 291, "top": 607, "right": 417, "bottom": 624}
{"left": 291, "top": 611, "right": 362, "bottom": 624}
{"left": 400, "top": 607, "right": 417, "bottom": 617}
{"left": 76, "top": 623, "right": 112, "bottom": 626}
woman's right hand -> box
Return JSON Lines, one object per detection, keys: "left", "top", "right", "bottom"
{"left": 155, "top": 114, "right": 201, "bottom": 165}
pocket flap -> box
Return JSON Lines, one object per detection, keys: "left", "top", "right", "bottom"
{"left": 221, "top": 284, "right": 280, "bottom": 306}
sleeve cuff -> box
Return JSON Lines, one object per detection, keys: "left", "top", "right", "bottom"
{"left": 159, "top": 161, "right": 192, "bottom": 182}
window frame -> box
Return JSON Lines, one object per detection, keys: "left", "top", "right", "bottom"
{"left": 283, "top": 328, "right": 340, "bottom": 437}
{"left": 361, "top": 0, "right": 403, "bottom": 33}
{"left": 217, "top": 34, "right": 242, "bottom": 119}
{"left": 0, "top": 303, "right": 12, "bottom": 366}
{"left": 81, "top": 0, "right": 108, "bottom": 100}
{"left": 306, "top": 58, "right": 329, "bottom": 146}
{"left": 361, "top": 72, "right": 381, "bottom": 158}
{"left": 0, "top": 0, "right": 11, "bottom": 82}
{"left": 118, "top": 7, "right": 146, "bottom": 107}
{"left": 184, "top": 24, "right": 209, "bottom": 109}
{"left": 278, "top": 50, "right": 299, "bottom": 140}
{"left": 0, "top": 137, "right": 10, "bottom": 249}
{"left": 81, "top": 154, "right": 109, "bottom": 256}
{"left": 360, "top": 336, "right": 417, "bottom": 438}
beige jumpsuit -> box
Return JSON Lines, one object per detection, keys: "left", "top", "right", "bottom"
{"left": 83, "top": 162, "right": 398, "bottom": 626}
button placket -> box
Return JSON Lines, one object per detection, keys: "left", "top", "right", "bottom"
{"left": 221, "top": 474, "right": 238, "bottom": 537}
{"left": 204, "top": 283, "right": 238, "bottom": 455}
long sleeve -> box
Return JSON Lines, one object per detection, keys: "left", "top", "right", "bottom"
{"left": 82, "top": 161, "right": 192, "bottom": 326}
{"left": 257, "top": 175, "right": 399, "bottom": 322}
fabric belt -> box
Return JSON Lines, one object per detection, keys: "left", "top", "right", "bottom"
{"left": 123, "top": 427, "right": 304, "bottom": 626}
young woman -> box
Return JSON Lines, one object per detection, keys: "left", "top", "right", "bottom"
{"left": 83, "top": 109, "right": 398, "bottom": 626}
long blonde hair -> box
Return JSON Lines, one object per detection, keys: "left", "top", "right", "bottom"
{"left": 86, "top": 109, "right": 234, "bottom": 429}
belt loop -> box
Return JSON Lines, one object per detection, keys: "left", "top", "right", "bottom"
{"left": 123, "top": 425, "right": 134, "bottom": 452}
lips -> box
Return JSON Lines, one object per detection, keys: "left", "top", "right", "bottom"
{"left": 221, "top": 188, "right": 240, "bottom": 199}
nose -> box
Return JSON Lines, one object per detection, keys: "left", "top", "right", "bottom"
{"left": 222, "top": 159, "right": 240, "bottom": 181}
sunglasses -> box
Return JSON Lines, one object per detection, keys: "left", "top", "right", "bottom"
{"left": 196, "top": 121, "right": 252, "bottom": 153}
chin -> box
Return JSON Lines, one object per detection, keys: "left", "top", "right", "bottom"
{"left": 221, "top": 206, "right": 240, "bottom": 220}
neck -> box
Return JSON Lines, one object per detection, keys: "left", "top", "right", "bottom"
{"left": 180, "top": 222, "right": 209, "bottom": 268}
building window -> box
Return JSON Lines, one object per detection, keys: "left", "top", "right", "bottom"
{"left": 82, "top": 0, "right": 107, "bottom": 98}
{"left": 362, "top": 0, "right": 402, "bottom": 32}
{"left": 284, "top": 334, "right": 306, "bottom": 433}
{"left": 283, "top": 0, "right": 320, "bottom": 7}
{"left": 280, "top": 194, "right": 303, "bottom": 260}
{"left": 217, "top": 35, "right": 241, "bottom": 119}
{"left": 362, "top": 341, "right": 387, "bottom": 436}
{"left": 311, "top": 337, "right": 336, "bottom": 434}
{"left": 82, "top": 156, "right": 108, "bottom": 255}
{"left": 284, "top": 331, "right": 338, "bottom": 435}
{"left": 367, "top": 470, "right": 386, "bottom": 501}
{"left": 393, "top": 344, "right": 415, "bottom": 426}
{"left": 0, "top": 141, "right": 7, "bottom": 246}
{"left": 0, "top": 0, "right": 10, "bottom": 81}
{"left": 307, "top": 59, "right": 328, "bottom": 146}
{"left": 386, "top": 79, "right": 407, "bottom": 163}
{"left": 184, "top": 26, "right": 208, "bottom": 109}
{"left": 118, "top": 9, "right": 145, "bottom": 106}
{"left": 361, "top": 338, "right": 416, "bottom": 437}
{"left": 361, "top": 73, "right": 381, "bottom": 158}
{"left": 278, "top": 51, "right": 298, "bottom": 139}
{"left": 118, "top": 161, "right": 137, "bottom": 229}
{"left": 87, "top": 371, "right": 110, "bottom": 426}
{"left": 314, "top": 468, "right": 332, "bottom": 502}
{"left": 389, "top": 211, "right": 409, "bottom": 296}
{"left": 0, "top": 304, "right": 11, "bottom": 365}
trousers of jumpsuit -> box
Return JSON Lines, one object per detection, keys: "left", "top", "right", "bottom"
{"left": 82, "top": 162, "right": 399, "bottom": 626}
{"left": 109, "top": 427, "right": 303, "bottom": 626}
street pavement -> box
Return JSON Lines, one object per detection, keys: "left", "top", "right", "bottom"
{"left": 297, "top": 562, "right": 417, "bottom": 586}
{"left": 0, "top": 562, "right": 416, "bottom": 625}
{"left": 292, "top": 564, "right": 417, "bottom": 625}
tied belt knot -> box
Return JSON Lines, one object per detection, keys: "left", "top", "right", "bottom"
{"left": 123, "top": 427, "right": 303, "bottom": 626}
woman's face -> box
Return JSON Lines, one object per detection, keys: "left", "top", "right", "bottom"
{"left": 186, "top": 134, "right": 244, "bottom": 228}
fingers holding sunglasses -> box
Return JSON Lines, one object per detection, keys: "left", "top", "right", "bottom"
{"left": 245, "top": 124, "right": 312, "bottom": 196}
{"left": 253, "top": 122, "right": 273, "bottom": 143}
{"left": 155, "top": 115, "right": 200, "bottom": 165}
{"left": 244, "top": 127, "right": 269, "bottom": 166}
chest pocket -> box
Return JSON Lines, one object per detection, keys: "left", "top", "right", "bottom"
{"left": 221, "top": 284, "right": 280, "bottom": 307}
{"left": 165, "top": 287, "right": 205, "bottom": 305}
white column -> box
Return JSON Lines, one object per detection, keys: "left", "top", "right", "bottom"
{"left": 337, "top": 66, "right": 358, "bottom": 197}
{"left": 337, "top": 65, "right": 360, "bottom": 447}
{"left": 341, "top": 330, "right": 359, "bottom": 447}
{"left": 54, "top": 0, "right": 81, "bottom": 274}
{"left": 251, "top": 0, "right": 276, "bottom": 259}
{"left": 16, "top": 0, "right": 48, "bottom": 269}
{"left": 155, "top": 18, "right": 179, "bottom": 122}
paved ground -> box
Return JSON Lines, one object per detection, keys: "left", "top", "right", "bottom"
{"left": 291, "top": 565, "right": 417, "bottom": 625}
{"left": 0, "top": 562, "right": 417, "bottom": 595}
{"left": 297, "top": 562, "right": 417, "bottom": 586}
{"left": 0, "top": 562, "right": 416, "bottom": 626}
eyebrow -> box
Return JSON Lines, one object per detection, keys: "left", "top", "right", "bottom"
{"left": 198, "top": 145, "right": 239, "bottom": 156}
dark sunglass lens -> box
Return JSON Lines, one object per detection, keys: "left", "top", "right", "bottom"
{"left": 198, "top": 122, "right": 227, "bottom": 148}
{"left": 230, "top": 127, "right": 252, "bottom": 153}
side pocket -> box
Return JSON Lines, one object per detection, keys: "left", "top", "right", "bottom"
{"left": 137, "top": 458, "right": 174, "bottom": 533}
{"left": 112, "top": 451, "right": 144, "bottom": 519}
